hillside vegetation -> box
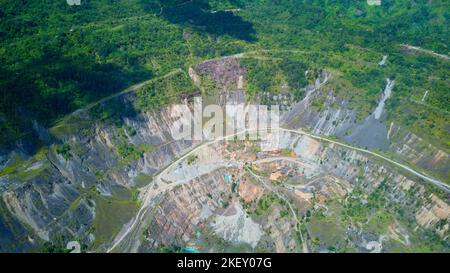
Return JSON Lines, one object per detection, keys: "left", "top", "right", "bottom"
{"left": 0, "top": 0, "right": 449, "bottom": 150}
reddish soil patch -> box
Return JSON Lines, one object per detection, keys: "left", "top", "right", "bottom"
{"left": 239, "top": 179, "right": 263, "bottom": 203}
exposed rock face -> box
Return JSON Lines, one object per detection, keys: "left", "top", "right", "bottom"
{"left": 282, "top": 73, "right": 386, "bottom": 147}
{"left": 139, "top": 169, "right": 232, "bottom": 252}
{"left": 211, "top": 202, "right": 262, "bottom": 248}
{"left": 0, "top": 57, "right": 448, "bottom": 252}
{"left": 196, "top": 57, "right": 246, "bottom": 90}
{"left": 122, "top": 128, "right": 449, "bottom": 253}
{"left": 282, "top": 73, "right": 448, "bottom": 182}
{"left": 416, "top": 194, "right": 450, "bottom": 237}
{"left": 239, "top": 180, "right": 263, "bottom": 203}
{"left": 388, "top": 123, "right": 449, "bottom": 180}
{"left": 0, "top": 93, "right": 201, "bottom": 251}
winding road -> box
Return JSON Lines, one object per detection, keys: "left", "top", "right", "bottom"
{"left": 107, "top": 126, "right": 449, "bottom": 252}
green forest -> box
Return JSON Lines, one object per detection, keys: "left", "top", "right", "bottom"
{"left": 0, "top": 0, "right": 449, "bottom": 150}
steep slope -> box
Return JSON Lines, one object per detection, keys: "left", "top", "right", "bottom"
{"left": 0, "top": 56, "right": 448, "bottom": 252}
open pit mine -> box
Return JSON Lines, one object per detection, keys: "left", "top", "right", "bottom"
{"left": 0, "top": 56, "right": 448, "bottom": 253}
